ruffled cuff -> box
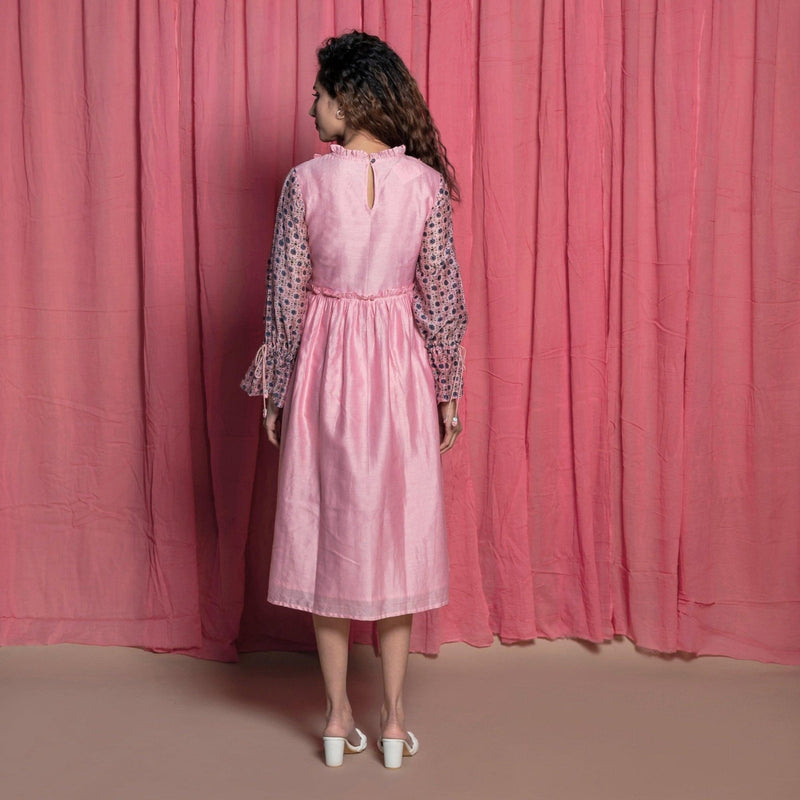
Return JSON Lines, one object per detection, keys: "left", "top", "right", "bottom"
{"left": 240, "top": 344, "right": 295, "bottom": 409}
{"left": 427, "top": 342, "right": 465, "bottom": 402}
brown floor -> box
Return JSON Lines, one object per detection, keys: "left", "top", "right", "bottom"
{"left": 0, "top": 637, "right": 798, "bottom": 800}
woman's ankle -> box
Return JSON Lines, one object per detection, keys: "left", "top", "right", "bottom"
{"left": 379, "top": 704, "right": 407, "bottom": 739}
{"left": 324, "top": 704, "right": 355, "bottom": 738}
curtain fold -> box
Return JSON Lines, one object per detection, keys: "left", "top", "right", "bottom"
{"left": 1, "top": 0, "right": 798, "bottom": 664}
{"left": 679, "top": 0, "right": 800, "bottom": 662}
{"left": 606, "top": 0, "right": 702, "bottom": 653}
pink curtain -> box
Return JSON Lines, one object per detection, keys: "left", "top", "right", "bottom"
{"left": 1, "top": 1, "right": 798, "bottom": 664}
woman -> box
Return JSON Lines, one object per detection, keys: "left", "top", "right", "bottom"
{"left": 242, "top": 31, "right": 466, "bottom": 769}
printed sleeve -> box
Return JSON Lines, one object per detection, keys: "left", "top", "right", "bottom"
{"left": 412, "top": 178, "right": 468, "bottom": 402}
{"left": 241, "top": 169, "right": 312, "bottom": 408}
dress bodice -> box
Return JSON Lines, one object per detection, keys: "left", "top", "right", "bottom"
{"left": 242, "top": 144, "right": 466, "bottom": 408}
{"left": 294, "top": 144, "right": 441, "bottom": 296}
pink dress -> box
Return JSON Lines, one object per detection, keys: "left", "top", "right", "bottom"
{"left": 242, "top": 144, "right": 466, "bottom": 620}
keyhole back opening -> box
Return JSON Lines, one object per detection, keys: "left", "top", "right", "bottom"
{"left": 366, "top": 163, "right": 375, "bottom": 210}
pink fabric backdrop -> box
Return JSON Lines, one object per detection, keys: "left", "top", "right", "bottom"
{"left": 1, "top": 1, "right": 798, "bottom": 664}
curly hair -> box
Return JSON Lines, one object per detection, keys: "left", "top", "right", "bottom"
{"left": 316, "top": 31, "right": 459, "bottom": 200}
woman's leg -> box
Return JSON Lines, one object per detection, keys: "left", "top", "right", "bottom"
{"left": 312, "top": 614, "right": 360, "bottom": 743}
{"left": 377, "top": 613, "right": 413, "bottom": 740}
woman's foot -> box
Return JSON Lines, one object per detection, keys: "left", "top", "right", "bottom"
{"left": 378, "top": 709, "right": 418, "bottom": 768}
{"left": 322, "top": 710, "right": 367, "bottom": 766}
{"left": 323, "top": 711, "right": 363, "bottom": 748}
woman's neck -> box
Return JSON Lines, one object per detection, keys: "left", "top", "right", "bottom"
{"left": 339, "top": 129, "right": 391, "bottom": 153}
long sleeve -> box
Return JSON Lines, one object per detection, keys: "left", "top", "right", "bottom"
{"left": 241, "top": 169, "right": 312, "bottom": 408}
{"left": 412, "top": 178, "right": 467, "bottom": 401}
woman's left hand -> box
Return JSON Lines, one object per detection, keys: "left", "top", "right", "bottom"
{"left": 438, "top": 399, "right": 462, "bottom": 454}
{"left": 262, "top": 395, "right": 283, "bottom": 448}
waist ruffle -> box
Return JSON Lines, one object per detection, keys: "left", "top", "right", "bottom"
{"left": 309, "top": 283, "right": 413, "bottom": 301}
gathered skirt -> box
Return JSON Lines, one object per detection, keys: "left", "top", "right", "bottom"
{"left": 267, "top": 286, "right": 449, "bottom": 620}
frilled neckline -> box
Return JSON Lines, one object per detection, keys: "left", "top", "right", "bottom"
{"left": 329, "top": 143, "right": 406, "bottom": 160}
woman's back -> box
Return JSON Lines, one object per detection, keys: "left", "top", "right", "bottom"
{"left": 297, "top": 144, "right": 441, "bottom": 295}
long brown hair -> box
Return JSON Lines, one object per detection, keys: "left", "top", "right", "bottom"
{"left": 316, "top": 31, "right": 459, "bottom": 200}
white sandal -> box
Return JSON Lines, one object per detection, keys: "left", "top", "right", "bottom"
{"left": 378, "top": 731, "right": 419, "bottom": 769}
{"left": 322, "top": 727, "right": 367, "bottom": 767}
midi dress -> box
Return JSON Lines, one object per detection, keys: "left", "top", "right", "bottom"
{"left": 242, "top": 143, "right": 466, "bottom": 620}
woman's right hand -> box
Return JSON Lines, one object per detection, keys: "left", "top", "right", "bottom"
{"left": 262, "top": 396, "right": 283, "bottom": 448}
{"left": 438, "top": 399, "right": 462, "bottom": 454}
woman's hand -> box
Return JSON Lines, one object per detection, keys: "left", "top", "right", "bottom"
{"left": 262, "top": 396, "right": 283, "bottom": 448}
{"left": 439, "top": 399, "right": 462, "bottom": 454}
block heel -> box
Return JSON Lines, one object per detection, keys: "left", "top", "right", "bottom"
{"left": 378, "top": 731, "right": 419, "bottom": 769}
{"left": 322, "top": 727, "right": 367, "bottom": 767}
